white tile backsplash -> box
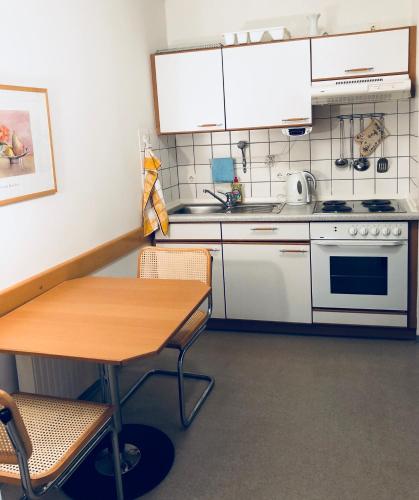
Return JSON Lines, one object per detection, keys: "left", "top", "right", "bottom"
{"left": 398, "top": 135, "right": 410, "bottom": 156}
{"left": 177, "top": 145, "right": 194, "bottom": 165}
{"left": 250, "top": 129, "right": 269, "bottom": 143}
{"left": 194, "top": 145, "right": 212, "bottom": 164}
{"left": 212, "top": 144, "right": 231, "bottom": 158}
{"left": 212, "top": 131, "right": 230, "bottom": 144}
{"left": 251, "top": 182, "right": 271, "bottom": 198}
{"left": 311, "top": 139, "right": 331, "bottom": 161}
{"left": 163, "top": 98, "right": 417, "bottom": 203}
{"left": 251, "top": 166, "right": 270, "bottom": 182}
{"left": 193, "top": 132, "right": 211, "bottom": 146}
{"left": 290, "top": 141, "right": 310, "bottom": 161}
{"left": 269, "top": 128, "right": 289, "bottom": 142}
{"left": 176, "top": 134, "right": 193, "bottom": 147}
{"left": 250, "top": 142, "right": 269, "bottom": 162}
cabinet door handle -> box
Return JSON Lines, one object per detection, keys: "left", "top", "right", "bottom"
{"left": 344, "top": 67, "right": 374, "bottom": 73}
{"left": 251, "top": 227, "right": 278, "bottom": 231}
{"left": 197, "top": 123, "right": 223, "bottom": 127}
{"left": 207, "top": 248, "right": 220, "bottom": 252}
{"left": 282, "top": 117, "right": 309, "bottom": 122}
{"left": 279, "top": 249, "right": 309, "bottom": 254}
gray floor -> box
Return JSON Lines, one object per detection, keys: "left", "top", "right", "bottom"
{"left": 4, "top": 330, "right": 419, "bottom": 500}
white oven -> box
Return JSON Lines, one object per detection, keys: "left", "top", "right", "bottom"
{"left": 311, "top": 222, "right": 408, "bottom": 312}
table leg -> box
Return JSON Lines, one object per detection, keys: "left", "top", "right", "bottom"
{"left": 62, "top": 363, "right": 175, "bottom": 500}
{"left": 95, "top": 364, "right": 141, "bottom": 474}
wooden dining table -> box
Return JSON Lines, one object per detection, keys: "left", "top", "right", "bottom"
{"left": 0, "top": 276, "right": 211, "bottom": 499}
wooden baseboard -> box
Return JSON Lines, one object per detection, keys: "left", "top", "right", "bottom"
{"left": 0, "top": 227, "right": 147, "bottom": 317}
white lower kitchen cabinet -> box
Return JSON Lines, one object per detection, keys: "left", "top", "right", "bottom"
{"left": 156, "top": 242, "right": 225, "bottom": 319}
{"left": 223, "top": 243, "right": 312, "bottom": 323}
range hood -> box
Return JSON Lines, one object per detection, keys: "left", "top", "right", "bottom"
{"left": 311, "top": 74, "right": 412, "bottom": 105}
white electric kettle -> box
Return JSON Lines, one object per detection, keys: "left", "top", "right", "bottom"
{"left": 286, "top": 171, "right": 316, "bottom": 205}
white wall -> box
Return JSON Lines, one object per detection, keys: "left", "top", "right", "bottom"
{"left": 0, "top": 0, "right": 166, "bottom": 290}
{"left": 165, "top": 0, "right": 413, "bottom": 46}
{"left": 0, "top": 0, "right": 167, "bottom": 390}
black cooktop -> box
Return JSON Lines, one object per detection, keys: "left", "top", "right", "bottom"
{"left": 314, "top": 199, "right": 405, "bottom": 214}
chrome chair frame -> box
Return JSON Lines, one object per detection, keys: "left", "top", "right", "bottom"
{"left": 0, "top": 405, "right": 123, "bottom": 500}
{"left": 121, "top": 293, "right": 214, "bottom": 428}
{"left": 121, "top": 248, "right": 215, "bottom": 428}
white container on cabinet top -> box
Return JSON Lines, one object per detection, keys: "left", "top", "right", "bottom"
{"left": 153, "top": 49, "right": 226, "bottom": 134}
{"left": 311, "top": 28, "right": 410, "bottom": 81}
{"left": 222, "top": 39, "right": 312, "bottom": 129}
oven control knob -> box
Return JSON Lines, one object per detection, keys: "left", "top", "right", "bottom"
{"left": 392, "top": 227, "right": 402, "bottom": 236}
{"left": 382, "top": 227, "right": 391, "bottom": 236}
{"left": 359, "top": 227, "right": 368, "bottom": 236}
{"left": 348, "top": 226, "right": 357, "bottom": 236}
{"left": 370, "top": 226, "right": 380, "bottom": 236}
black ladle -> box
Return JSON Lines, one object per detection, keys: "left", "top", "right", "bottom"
{"left": 353, "top": 116, "right": 369, "bottom": 171}
{"left": 335, "top": 119, "right": 348, "bottom": 168}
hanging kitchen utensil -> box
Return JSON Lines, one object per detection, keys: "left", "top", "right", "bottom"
{"left": 349, "top": 117, "right": 354, "bottom": 169}
{"left": 352, "top": 116, "right": 361, "bottom": 170}
{"left": 335, "top": 119, "right": 348, "bottom": 168}
{"left": 353, "top": 116, "right": 369, "bottom": 171}
{"left": 237, "top": 141, "right": 248, "bottom": 174}
{"left": 377, "top": 118, "right": 389, "bottom": 173}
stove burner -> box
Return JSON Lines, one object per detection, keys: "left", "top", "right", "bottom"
{"left": 368, "top": 205, "right": 395, "bottom": 212}
{"left": 323, "top": 200, "right": 347, "bottom": 206}
{"left": 322, "top": 205, "right": 353, "bottom": 213}
{"left": 362, "top": 199, "right": 391, "bottom": 207}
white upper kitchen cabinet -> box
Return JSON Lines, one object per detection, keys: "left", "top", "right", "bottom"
{"left": 152, "top": 49, "right": 225, "bottom": 134}
{"left": 222, "top": 40, "right": 312, "bottom": 129}
{"left": 311, "top": 28, "right": 410, "bottom": 80}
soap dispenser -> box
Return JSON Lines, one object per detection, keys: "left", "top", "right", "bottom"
{"left": 231, "top": 176, "right": 243, "bottom": 203}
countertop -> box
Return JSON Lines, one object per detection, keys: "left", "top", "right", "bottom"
{"left": 167, "top": 200, "right": 419, "bottom": 223}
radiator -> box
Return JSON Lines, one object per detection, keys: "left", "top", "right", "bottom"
{"left": 16, "top": 356, "right": 98, "bottom": 399}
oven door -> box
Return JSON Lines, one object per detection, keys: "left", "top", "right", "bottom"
{"left": 311, "top": 240, "right": 408, "bottom": 311}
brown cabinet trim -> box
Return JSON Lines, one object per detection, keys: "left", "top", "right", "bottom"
{"left": 150, "top": 54, "right": 161, "bottom": 135}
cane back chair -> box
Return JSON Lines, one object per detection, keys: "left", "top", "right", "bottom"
{"left": 0, "top": 390, "right": 123, "bottom": 500}
{"left": 121, "top": 246, "right": 214, "bottom": 428}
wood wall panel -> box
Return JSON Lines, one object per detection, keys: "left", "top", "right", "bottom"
{"left": 0, "top": 227, "right": 146, "bottom": 317}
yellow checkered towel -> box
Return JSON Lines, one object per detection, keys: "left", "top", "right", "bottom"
{"left": 142, "top": 147, "right": 169, "bottom": 237}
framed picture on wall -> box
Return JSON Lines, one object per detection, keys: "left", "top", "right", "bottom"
{"left": 0, "top": 84, "right": 56, "bottom": 207}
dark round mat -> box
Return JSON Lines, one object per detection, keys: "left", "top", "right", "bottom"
{"left": 62, "top": 424, "right": 175, "bottom": 500}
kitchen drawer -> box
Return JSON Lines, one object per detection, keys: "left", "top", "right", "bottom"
{"left": 313, "top": 310, "right": 407, "bottom": 328}
{"left": 155, "top": 222, "right": 221, "bottom": 241}
{"left": 221, "top": 222, "right": 309, "bottom": 241}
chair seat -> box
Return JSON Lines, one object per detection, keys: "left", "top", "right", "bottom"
{"left": 0, "top": 393, "right": 113, "bottom": 487}
{"left": 167, "top": 310, "right": 207, "bottom": 349}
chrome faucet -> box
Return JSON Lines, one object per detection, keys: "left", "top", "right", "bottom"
{"left": 203, "top": 189, "right": 236, "bottom": 209}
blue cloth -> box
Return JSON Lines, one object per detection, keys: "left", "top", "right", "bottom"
{"left": 211, "top": 157, "right": 234, "bottom": 183}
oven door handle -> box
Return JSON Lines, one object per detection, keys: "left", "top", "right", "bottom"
{"left": 312, "top": 240, "right": 406, "bottom": 247}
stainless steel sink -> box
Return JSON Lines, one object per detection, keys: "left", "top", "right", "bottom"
{"left": 169, "top": 204, "right": 225, "bottom": 215}
{"left": 169, "top": 203, "right": 283, "bottom": 215}
{"left": 228, "top": 204, "right": 282, "bottom": 214}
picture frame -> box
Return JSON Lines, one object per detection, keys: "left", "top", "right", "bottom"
{"left": 0, "top": 84, "right": 56, "bottom": 207}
